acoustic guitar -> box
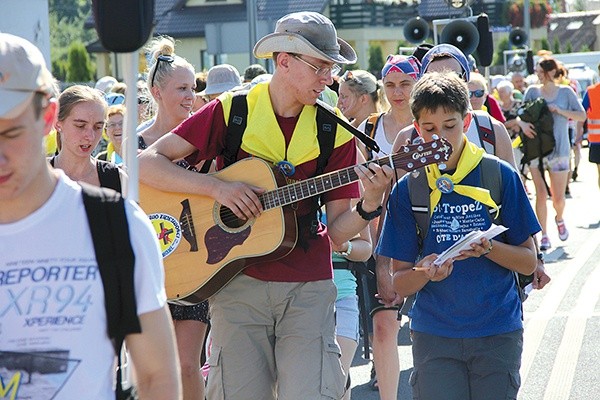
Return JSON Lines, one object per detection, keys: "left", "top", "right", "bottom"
{"left": 139, "top": 138, "right": 452, "bottom": 304}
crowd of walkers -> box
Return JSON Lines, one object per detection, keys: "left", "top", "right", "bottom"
{"left": 2, "top": 10, "right": 599, "bottom": 400}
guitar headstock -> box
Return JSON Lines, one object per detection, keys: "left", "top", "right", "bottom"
{"left": 384, "top": 138, "right": 453, "bottom": 172}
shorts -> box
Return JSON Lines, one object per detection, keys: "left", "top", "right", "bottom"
{"left": 529, "top": 155, "right": 570, "bottom": 172}
{"left": 410, "top": 329, "right": 523, "bottom": 400}
{"left": 168, "top": 300, "right": 210, "bottom": 323}
{"left": 590, "top": 144, "right": 600, "bottom": 164}
{"left": 207, "top": 274, "right": 345, "bottom": 400}
{"left": 335, "top": 295, "right": 360, "bottom": 342}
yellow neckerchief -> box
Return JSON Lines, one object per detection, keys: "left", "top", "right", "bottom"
{"left": 219, "top": 82, "right": 353, "bottom": 166}
{"left": 106, "top": 141, "right": 115, "bottom": 161}
{"left": 425, "top": 136, "right": 499, "bottom": 217}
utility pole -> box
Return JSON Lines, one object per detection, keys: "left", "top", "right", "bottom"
{"left": 524, "top": 0, "right": 531, "bottom": 49}
{"left": 247, "top": 0, "right": 257, "bottom": 65}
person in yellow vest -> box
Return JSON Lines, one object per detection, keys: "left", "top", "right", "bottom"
{"left": 578, "top": 62, "right": 600, "bottom": 189}
{"left": 139, "top": 11, "right": 393, "bottom": 400}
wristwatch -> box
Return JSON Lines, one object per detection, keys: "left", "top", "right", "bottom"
{"left": 537, "top": 252, "right": 544, "bottom": 262}
{"left": 356, "top": 199, "right": 382, "bottom": 221}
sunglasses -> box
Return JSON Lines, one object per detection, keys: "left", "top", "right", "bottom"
{"left": 292, "top": 54, "right": 341, "bottom": 77}
{"left": 150, "top": 55, "right": 175, "bottom": 87}
{"left": 469, "top": 89, "right": 485, "bottom": 98}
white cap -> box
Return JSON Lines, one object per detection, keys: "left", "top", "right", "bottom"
{"left": 200, "top": 64, "right": 244, "bottom": 96}
{"left": 0, "top": 33, "right": 55, "bottom": 118}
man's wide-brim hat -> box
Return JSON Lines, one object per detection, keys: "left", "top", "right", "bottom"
{"left": 254, "top": 12, "right": 357, "bottom": 65}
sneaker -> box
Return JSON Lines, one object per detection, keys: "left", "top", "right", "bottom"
{"left": 572, "top": 167, "right": 578, "bottom": 181}
{"left": 540, "top": 235, "right": 551, "bottom": 251}
{"left": 556, "top": 218, "right": 569, "bottom": 241}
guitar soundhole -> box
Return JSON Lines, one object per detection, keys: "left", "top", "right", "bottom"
{"left": 220, "top": 206, "right": 245, "bottom": 229}
{"left": 213, "top": 203, "right": 254, "bottom": 233}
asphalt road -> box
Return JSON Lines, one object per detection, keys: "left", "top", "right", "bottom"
{"left": 348, "top": 147, "right": 600, "bottom": 400}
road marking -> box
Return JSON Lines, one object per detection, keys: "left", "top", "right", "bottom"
{"left": 521, "top": 236, "right": 600, "bottom": 384}
{"left": 542, "top": 247, "right": 600, "bottom": 400}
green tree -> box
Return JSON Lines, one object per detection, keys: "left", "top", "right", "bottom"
{"left": 580, "top": 44, "right": 591, "bottom": 52}
{"left": 565, "top": 41, "right": 573, "bottom": 53}
{"left": 539, "top": 38, "right": 550, "bottom": 52}
{"left": 368, "top": 45, "right": 385, "bottom": 79}
{"left": 66, "top": 42, "right": 95, "bottom": 82}
{"left": 49, "top": 0, "right": 97, "bottom": 81}
{"left": 573, "top": 0, "right": 586, "bottom": 12}
{"left": 52, "top": 59, "right": 68, "bottom": 82}
{"left": 553, "top": 36, "right": 561, "bottom": 54}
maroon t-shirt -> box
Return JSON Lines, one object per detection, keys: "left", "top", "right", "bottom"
{"left": 172, "top": 100, "right": 360, "bottom": 282}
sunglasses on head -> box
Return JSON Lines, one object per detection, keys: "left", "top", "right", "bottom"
{"left": 469, "top": 89, "right": 485, "bottom": 98}
{"left": 151, "top": 55, "right": 175, "bottom": 87}
{"left": 341, "top": 70, "right": 362, "bottom": 84}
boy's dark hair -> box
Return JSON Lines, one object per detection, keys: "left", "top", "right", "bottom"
{"left": 243, "top": 63, "right": 268, "bottom": 82}
{"left": 410, "top": 71, "right": 470, "bottom": 121}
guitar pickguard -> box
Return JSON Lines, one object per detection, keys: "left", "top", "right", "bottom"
{"left": 204, "top": 224, "right": 252, "bottom": 264}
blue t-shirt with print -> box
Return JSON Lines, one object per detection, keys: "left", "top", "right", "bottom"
{"left": 376, "top": 157, "right": 541, "bottom": 338}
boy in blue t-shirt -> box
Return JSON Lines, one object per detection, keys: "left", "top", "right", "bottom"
{"left": 377, "top": 72, "right": 541, "bottom": 400}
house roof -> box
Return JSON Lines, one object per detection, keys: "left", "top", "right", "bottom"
{"left": 418, "top": 0, "right": 470, "bottom": 21}
{"left": 154, "top": 0, "right": 329, "bottom": 38}
{"left": 86, "top": 0, "right": 330, "bottom": 52}
{"left": 548, "top": 11, "right": 600, "bottom": 53}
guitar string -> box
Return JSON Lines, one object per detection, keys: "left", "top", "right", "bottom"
{"left": 214, "top": 141, "right": 450, "bottom": 226}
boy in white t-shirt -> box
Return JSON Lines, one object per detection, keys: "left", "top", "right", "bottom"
{"left": 0, "top": 33, "right": 181, "bottom": 399}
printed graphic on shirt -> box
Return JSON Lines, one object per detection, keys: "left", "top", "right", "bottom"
{"left": 430, "top": 199, "right": 488, "bottom": 245}
{"left": 0, "top": 256, "right": 100, "bottom": 399}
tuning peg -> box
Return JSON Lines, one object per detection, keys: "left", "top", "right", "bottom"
{"left": 412, "top": 136, "right": 424, "bottom": 145}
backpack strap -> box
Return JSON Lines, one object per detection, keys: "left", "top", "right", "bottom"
{"left": 473, "top": 112, "right": 496, "bottom": 155}
{"left": 479, "top": 155, "right": 502, "bottom": 221}
{"left": 407, "top": 167, "right": 430, "bottom": 247}
{"left": 96, "top": 160, "right": 122, "bottom": 194}
{"left": 315, "top": 106, "right": 337, "bottom": 176}
{"left": 297, "top": 105, "right": 338, "bottom": 247}
{"left": 80, "top": 183, "right": 140, "bottom": 400}
{"left": 409, "top": 127, "right": 420, "bottom": 145}
{"left": 408, "top": 156, "right": 503, "bottom": 249}
{"left": 364, "top": 112, "right": 383, "bottom": 160}
{"left": 222, "top": 92, "right": 249, "bottom": 168}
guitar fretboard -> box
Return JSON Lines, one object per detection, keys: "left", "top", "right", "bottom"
{"left": 259, "top": 139, "right": 451, "bottom": 211}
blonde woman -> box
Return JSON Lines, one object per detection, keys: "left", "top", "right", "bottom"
{"left": 138, "top": 36, "right": 208, "bottom": 400}
{"left": 337, "top": 69, "right": 383, "bottom": 128}
{"left": 97, "top": 104, "right": 125, "bottom": 165}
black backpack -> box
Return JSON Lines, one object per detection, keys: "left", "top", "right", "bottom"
{"left": 80, "top": 183, "right": 139, "bottom": 400}
{"left": 407, "top": 155, "right": 532, "bottom": 302}
{"left": 517, "top": 97, "right": 555, "bottom": 165}
{"left": 49, "top": 157, "right": 122, "bottom": 194}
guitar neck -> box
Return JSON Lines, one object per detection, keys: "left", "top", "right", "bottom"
{"left": 259, "top": 138, "right": 451, "bottom": 211}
